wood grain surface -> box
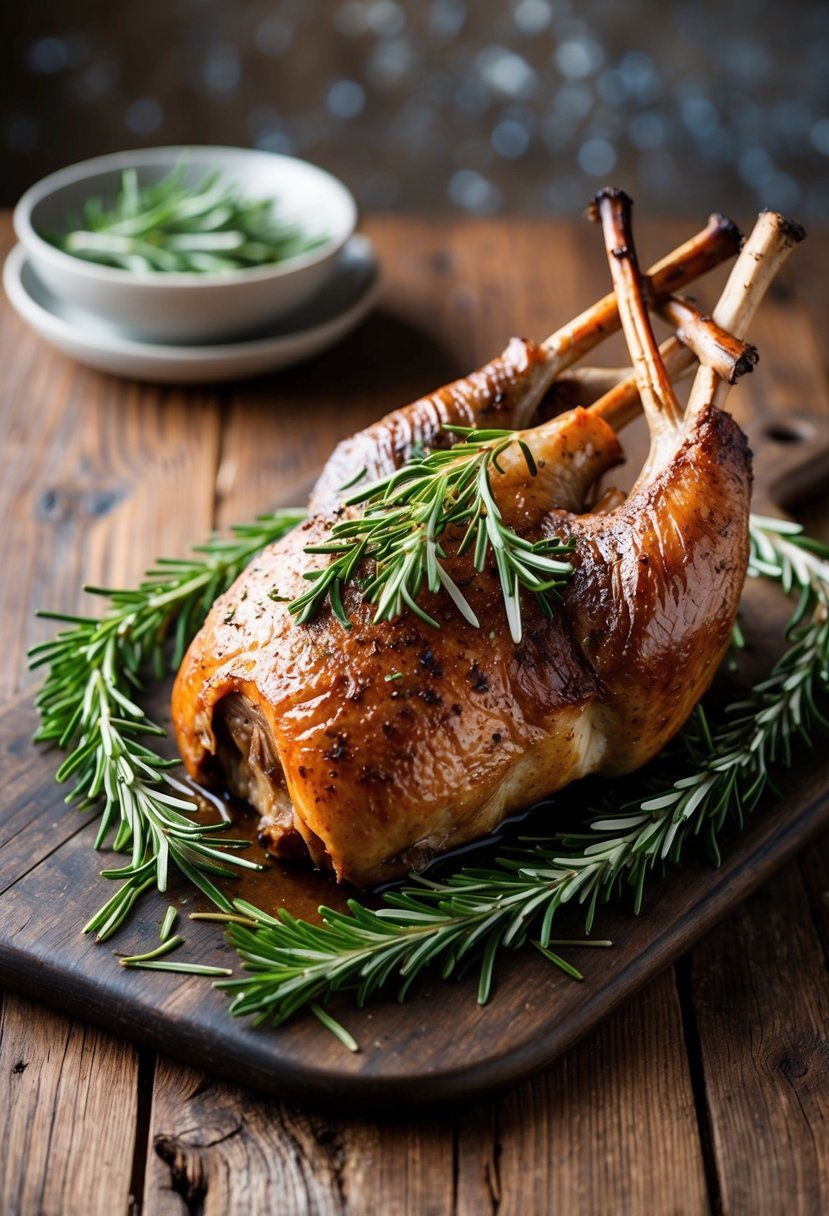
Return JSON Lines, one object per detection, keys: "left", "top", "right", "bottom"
{"left": 2, "top": 213, "right": 829, "bottom": 1213}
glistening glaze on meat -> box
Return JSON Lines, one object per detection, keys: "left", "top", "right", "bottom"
{"left": 171, "top": 378, "right": 749, "bottom": 885}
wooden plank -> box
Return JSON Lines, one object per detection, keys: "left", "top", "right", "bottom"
{"left": 0, "top": 993, "right": 138, "bottom": 1216}
{"left": 143, "top": 1056, "right": 455, "bottom": 1216}
{"left": 0, "top": 694, "right": 107, "bottom": 893}
{"left": 143, "top": 977, "right": 708, "bottom": 1216}
{"left": 139, "top": 968, "right": 711, "bottom": 1216}
{"left": 800, "top": 831, "right": 829, "bottom": 959}
{"left": 0, "top": 216, "right": 223, "bottom": 692}
{"left": 3, "top": 212, "right": 829, "bottom": 1211}
{"left": 0, "top": 332, "right": 222, "bottom": 698}
{"left": 457, "top": 970, "right": 709, "bottom": 1216}
{"left": 690, "top": 861, "right": 829, "bottom": 1214}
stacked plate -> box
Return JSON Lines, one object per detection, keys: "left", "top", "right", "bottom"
{"left": 4, "top": 147, "right": 380, "bottom": 383}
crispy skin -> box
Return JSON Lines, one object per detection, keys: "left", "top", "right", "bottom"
{"left": 171, "top": 351, "right": 751, "bottom": 885}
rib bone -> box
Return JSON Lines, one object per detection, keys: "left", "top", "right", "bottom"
{"left": 591, "top": 187, "right": 684, "bottom": 481}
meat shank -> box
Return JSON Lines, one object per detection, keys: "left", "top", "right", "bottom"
{"left": 172, "top": 196, "right": 803, "bottom": 885}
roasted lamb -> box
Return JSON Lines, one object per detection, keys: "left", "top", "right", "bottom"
{"left": 172, "top": 192, "right": 804, "bottom": 885}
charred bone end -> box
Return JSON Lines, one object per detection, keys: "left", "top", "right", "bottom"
{"left": 708, "top": 212, "right": 744, "bottom": 250}
{"left": 585, "top": 186, "right": 635, "bottom": 226}
{"left": 763, "top": 210, "right": 807, "bottom": 246}
{"left": 730, "top": 344, "right": 760, "bottom": 384}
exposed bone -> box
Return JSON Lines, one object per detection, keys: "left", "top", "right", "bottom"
{"left": 582, "top": 213, "right": 801, "bottom": 452}
{"left": 585, "top": 339, "right": 700, "bottom": 431}
{"left": 686, "top": 210, "right": 806, "bottom": 420}
{"left": 657, "top": 295, "right": 759, "bottom": 384}
{"left": 312, "top": 216, "right": 747, "bottom": 508}
{"left": 481, "top": 208, "right": 792, "bottom": 510}
{"left": 543, "top": 299, "right": 757, "bottom": 422}
{"left": 591, "top": 188, "right": 684, "bottom": 473}
{"left": 507, "top": 212, "right": 744, "bottom": 429}
{"left": 540, "top": 211, "right": 741, "bottom": 363}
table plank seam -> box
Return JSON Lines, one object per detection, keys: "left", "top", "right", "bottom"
{"left": 674, "top": 955, "right": 722, "bottom": 1216}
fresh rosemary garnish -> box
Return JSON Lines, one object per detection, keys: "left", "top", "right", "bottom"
{"left": 28, "top": 509, "right": 305, "bottom": 941}
{"left": 30, "top": 498, "right": 829, "bottom": 1044}
{"left": 52, "top": 166, "right": 326, "bottom": 274}
{"left": 290, "top": 426, "right": 574, "bottom": 643}
{"left": 216, "top": 516, "right": 829, "bottom": 1029}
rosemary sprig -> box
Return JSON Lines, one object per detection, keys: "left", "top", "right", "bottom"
{"left": 29, "top": 509, "right": 305, "bottom": 941}
{"left": 290, "top": 426, "right": 574, "bottom": 643}
{"left": 30, "top": 495, "right": 829, "bottom": 1039}
{"left": 218, "top": 516, "right": 829, "bottom": 1028}
{"left": 53, "top": 166, "right": 326, "bottom": 273}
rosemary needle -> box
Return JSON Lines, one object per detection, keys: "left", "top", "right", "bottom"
{"left": 120, "top": 935, "right": 184, "bottom": 965}
{"left": 160, "top": 906, "right": 178, "bottom": 943}
{"left": 531, "top": 943, "right": 584, "bottom": 981}
{"left": 309, "top": 1004, "right": 360, "bottom": 1053}
{"left": 125, "top": 961, "right": 233, "bottom": 976}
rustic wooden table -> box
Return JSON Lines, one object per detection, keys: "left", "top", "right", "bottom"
{"left": 1, "top": 212, "right": 828, "bottom": 1215}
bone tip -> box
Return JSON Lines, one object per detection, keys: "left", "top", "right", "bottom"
{"left": 586, "top": 186, "right": 633, "bottom": 223}
{"left": 758, "top": 209, "right": 807, "bottom": 245}
{"left": 707, "top": 212, "right": 743, "bottom": 249}
{"left": 595, "top": 186, "right": 634, "bottom": 209}
{"left": 730, "top": 345, "right": 760, "bottom": 384}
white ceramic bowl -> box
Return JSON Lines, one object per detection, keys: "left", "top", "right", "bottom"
{"left": 13, "top": 146, "right": 358, "bottom": 344}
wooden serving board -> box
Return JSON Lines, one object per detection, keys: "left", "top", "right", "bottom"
{"left": 0, "top": 678, "right": 828, "bottom": 1114}
{"left": 3, "top": 396, "right": 829, "bottom": 1116}
{"left": 3, "top": 215, "right": 829, "bottom": 1115}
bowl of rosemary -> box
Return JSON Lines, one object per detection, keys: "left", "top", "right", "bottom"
{"left": 13, "top": 145, "right": 357, "bottom": 344}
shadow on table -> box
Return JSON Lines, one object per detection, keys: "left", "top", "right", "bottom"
{"left": 228, "top": 306, "right": 465, "bottom": 420}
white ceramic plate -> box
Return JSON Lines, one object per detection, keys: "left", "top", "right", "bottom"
{"left": 3, "top": 234, "right": 379, "bottom": 383}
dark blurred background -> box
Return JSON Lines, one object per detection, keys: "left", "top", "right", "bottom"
{"left": 3, "top": 0, "right": 829, "bottom": 218}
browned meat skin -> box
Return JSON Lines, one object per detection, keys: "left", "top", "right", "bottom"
{"left": 171, "top": 395, "right": 749, "bottom": 885}
{"left": 172, "top": 406, "right": 626, "bottom": 882}
{"left": 171, "top": 204, "right": 798, "bottom": 886}
{"left": 552, "top": 406, "right": 751, "bottom": 771}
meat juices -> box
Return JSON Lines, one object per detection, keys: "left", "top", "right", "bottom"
{"left": 172, "top": 194, "right": 804, "bottom": 885}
